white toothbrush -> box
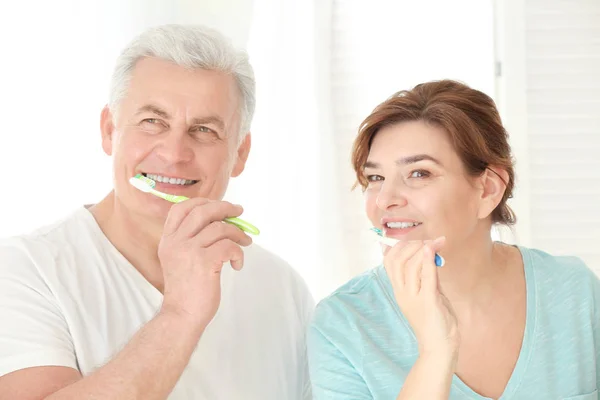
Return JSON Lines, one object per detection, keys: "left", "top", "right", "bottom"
{"left": 370, "top": 228, "right": 445, "bottom": 267}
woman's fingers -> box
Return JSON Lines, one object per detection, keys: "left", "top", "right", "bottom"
{"left": 384, "top": 241, "right": 425, "bottom": 289}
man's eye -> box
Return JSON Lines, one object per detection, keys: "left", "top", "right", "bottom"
{"left": 190, "top": 125, "right": 214, "bottom": 134}
{"left": 139, "top": 118, "right": 165, "bottom": 133}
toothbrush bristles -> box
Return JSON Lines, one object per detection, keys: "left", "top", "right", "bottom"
{"left": 134, "top": 174, "right": 156, "bottom": 188}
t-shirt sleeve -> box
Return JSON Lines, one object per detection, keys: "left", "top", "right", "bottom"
{"left": 590, "top": 266, "right": 600, "bottom": 387}
{"left": 307, "top": 304, "right": 372, "bottom": 399}
{"left": 0, "top": 243, "right": 78, "bottom": 377}
{"left": 299, "top": 301, "right": 315, "bottom": 400}
{"left": 294, "top": 269, "right": 315, "bottom": 400}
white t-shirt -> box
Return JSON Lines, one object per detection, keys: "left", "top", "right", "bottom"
{"left": 0, "top": 207, "right": 314, "bottom": 399}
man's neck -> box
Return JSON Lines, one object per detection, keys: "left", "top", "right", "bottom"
{"left": 89, "top": 191, "right": 166, "bottom": 292}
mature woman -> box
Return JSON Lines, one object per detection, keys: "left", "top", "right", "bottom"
{"left": 308, "top": 80, "right": 599, "bottom": 400}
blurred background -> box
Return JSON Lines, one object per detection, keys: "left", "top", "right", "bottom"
{"left": 0, "top": 0, "right": 598, "bottom": 301}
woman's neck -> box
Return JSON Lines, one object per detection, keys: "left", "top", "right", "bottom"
{"left": 438, "top": 234, "right": 521, "bottom": 316}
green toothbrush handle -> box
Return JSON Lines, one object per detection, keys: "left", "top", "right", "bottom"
{"left": 164, "top": 194, "right": 260, "bottom": 235}
{"left": 224, "top": 217, "right": 260, "bottom": 235}
{"left": 166, "top": 194, "right": 190, "bottom": 203}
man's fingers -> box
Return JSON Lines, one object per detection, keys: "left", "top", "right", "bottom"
{"left": 175, "top": 201, "right": 244, "bottom": 238}
{"left": 205, "top": 239, "right": 245, "bottom": 272}
{"left": 163, "top": 197, "right": 212, "bottom": 235}
{"left": 195, "top": 221, "right": 253, "bottom": 247}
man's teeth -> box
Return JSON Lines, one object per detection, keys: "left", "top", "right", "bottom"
{"left": 386, "top": 221, "right": 421, "bottom": 229}
{"left": 144, "top": 173, "right": 197, "bottom": 185}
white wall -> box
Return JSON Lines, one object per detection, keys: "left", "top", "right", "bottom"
{"left": 495, "top": 0, "right": 600, "bottom": 273}
{"left": 0, "top": 0, "right": 254, "bottom": 238}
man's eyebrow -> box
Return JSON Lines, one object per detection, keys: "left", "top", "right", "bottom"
{"left": 191, "top": 116, "right": 225, "bottom": 131}
{"left": 135, "top": 106, "right": 226, "bottom": 131}
{"left": 135, "top": 104, "right": 171, "bottom": 119}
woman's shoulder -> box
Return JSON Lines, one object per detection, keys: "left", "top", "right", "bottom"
{"left": 520, "top": 245, "right": 594, "bottom": 279}
{"left": 311, "top": 265, "right": 396, "bottom": 328}
{"left": 519, "top": 245, "right": 600, "bottom": 300}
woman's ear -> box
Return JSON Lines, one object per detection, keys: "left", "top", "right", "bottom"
{"left": 477, "top": 167, "right": 509, "bottom": 220}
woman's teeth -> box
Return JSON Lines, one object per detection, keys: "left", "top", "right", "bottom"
{"left": 144, "top": 173, "right": 197, "bottom": 186}
{"left": 386, "top": 221, "right": 422, "bottom": 229}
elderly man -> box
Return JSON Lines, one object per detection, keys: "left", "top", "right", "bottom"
{"left": 0, "top": 24, "right": 313, "bottom": 399}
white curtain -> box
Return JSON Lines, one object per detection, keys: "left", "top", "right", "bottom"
{"left": 495, "top": 0, "right": 600, "bottom": 273}
{"left": 237, "top": 0, "right": 497, "bottom": 300}
{"left": 1, "top": 0, "right": 501, "bottom": 301}
{"left": 225, "top": 0, "right": 339, "bottom": 300}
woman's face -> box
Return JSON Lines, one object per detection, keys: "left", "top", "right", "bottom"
{"left": 363, "top": 120, "right": 487, "bottom": 253}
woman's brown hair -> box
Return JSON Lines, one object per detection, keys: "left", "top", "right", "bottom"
{"left": 351, "top": 79, "right": 516, "bottom": 225}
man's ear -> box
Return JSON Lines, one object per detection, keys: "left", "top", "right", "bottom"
{"left": 477, "top": 167, "right": 509, "bottom": 220}
{"left": 231, "top": 133, "right": 251, "bottom": 177}
{"left": 100, "top": 105, "right": 115, "bottom": 156}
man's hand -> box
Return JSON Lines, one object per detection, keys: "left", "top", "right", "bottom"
{"left": 158, "top": 198, "right": 253, "bottom": 330}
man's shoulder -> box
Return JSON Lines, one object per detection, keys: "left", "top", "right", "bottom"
{"left": 241, "top": 243, "right": 314, "bottom": 306}
{"left": 0, "top": 208, "right": 96, "bottom": 276}
{"left": 243, "top": 243, "right": 304, "bottom": 281}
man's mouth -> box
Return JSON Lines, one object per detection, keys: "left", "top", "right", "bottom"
{"left": 142, "top": 173, "right": 199, "bottom": 186}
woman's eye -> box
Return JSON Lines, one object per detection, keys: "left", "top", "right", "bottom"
{"left": 409, "top": 170, "right": 430, "bottom": 179}
{"left": 366, "top": 174, "right": 383, "bottom": 182}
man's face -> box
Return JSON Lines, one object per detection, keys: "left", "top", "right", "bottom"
{"left": 101, "top": 57, "right": 251, "bottom": 221}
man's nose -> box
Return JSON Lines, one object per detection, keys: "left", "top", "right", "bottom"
{"left": 154, "top": 130, "right": 194, "bottom": 164}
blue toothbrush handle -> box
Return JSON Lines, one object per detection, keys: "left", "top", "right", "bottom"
{"left": 434, "top": 253, "right": 444, "bottom": 267}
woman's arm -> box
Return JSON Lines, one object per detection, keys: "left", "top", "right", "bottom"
{"left": 308, "top": 325, "right": 373, "bottom": 399}
{"left": 385, "top": 240, "right": 459, "bottom": 400}
{"left": 396, "top": 350, "right": 457, "bottom": 400}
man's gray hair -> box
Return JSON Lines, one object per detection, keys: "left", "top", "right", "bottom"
{"left": 108, "top": 24, "right": 256, "bottom": 139}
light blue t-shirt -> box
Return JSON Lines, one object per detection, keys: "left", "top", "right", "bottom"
{"left": 308, "top": 247, "right": 600, "bottom": 400}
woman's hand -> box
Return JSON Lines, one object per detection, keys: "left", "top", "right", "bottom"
{"left": 384, "top": 237, "right": 459, "bottom": 359}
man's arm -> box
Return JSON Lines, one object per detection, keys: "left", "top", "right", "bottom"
{"left": 0, "top": 311, "right": 203, "bottom": 400}
{"left": 0, "top": 199, "right": 252, "bottom": 400}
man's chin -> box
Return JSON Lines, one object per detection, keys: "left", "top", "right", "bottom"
{"left": 131, "top": 197, "right": 173, "bottom": 222}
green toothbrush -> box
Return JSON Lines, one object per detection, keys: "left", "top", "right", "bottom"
{"left": 129, "top": 174, "right": 260, "bottom": 235}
